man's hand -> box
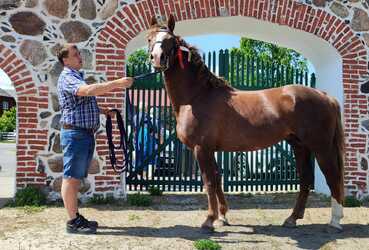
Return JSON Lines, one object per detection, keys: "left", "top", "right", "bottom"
{"left": 101, "top": 108, "right": 116, "bottom": 118}
{"left": 113, "top": 77, "right": 134, "bottom": 88}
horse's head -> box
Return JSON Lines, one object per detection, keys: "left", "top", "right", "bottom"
{"left": 147, "top": 14, "right": 178, "bottom": 70}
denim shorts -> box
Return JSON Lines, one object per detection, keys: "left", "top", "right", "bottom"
{"left": 60, "top": 128, "right": 95, "bottom": 180}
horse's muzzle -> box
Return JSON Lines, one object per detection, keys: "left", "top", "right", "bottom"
{"left": 151, "top": 56, "right": 169, "bottom": 71}
{"left": 150, "top": 53, "right": 168, "bottom": 70}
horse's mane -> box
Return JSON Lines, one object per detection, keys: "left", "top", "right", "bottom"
{"left": 176, "top": 36, "right": 233, "bottom": 90}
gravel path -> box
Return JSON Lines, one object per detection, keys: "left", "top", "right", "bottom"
{"left": 0, "top": 193, "right": 368, "bottom": 250}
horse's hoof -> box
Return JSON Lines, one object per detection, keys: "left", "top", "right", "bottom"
{"left": 282, "top": 217, "right": 297, "bottom": 228}
{"left": 217, "top": 218, "right": 230, "bottom": 226}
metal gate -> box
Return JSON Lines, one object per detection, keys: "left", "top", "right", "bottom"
{"left": 125, "top": 49, "right": 316, "bottom": 192}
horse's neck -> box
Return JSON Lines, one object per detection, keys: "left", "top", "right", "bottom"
{"left": 163, "top": 63, "right": 205, "bottom": 113}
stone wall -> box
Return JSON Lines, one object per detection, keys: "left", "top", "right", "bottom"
{"left": 0, "top": 0, "right": 124, "bottom": 200}
{"left": 1, "top": 0, "right": 369, "bottom": 199}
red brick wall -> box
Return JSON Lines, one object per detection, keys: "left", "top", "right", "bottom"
{"left": 0, "top": 44, "right": 48, "bottom": 188}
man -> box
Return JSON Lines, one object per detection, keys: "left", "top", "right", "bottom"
{"left": 57, "top": 44, "right": 133, "bottom": 234}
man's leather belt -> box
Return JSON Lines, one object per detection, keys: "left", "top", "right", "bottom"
{"left": 62, "top": 124, "right": 95, "bottom": 133}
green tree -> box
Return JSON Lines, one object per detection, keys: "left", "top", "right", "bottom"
{"left": 0, "top": 107, "right": 16, "bottom": 132}
{"left": 126, "top": 48, "right": 159, "bottom": 89}
{"left": 224, "top": 38, "right": 309, "bottom": 88}
{"left": 231, "top": 38, "right": 308, "bottom": 71}
{"left": 127, "top": 48, "right": 150, "bottom": 69}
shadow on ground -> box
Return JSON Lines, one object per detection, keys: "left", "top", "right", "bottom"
{"left": 96, "top": 223, "right": 369, "bottom": 249}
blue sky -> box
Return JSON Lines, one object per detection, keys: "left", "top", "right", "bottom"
{"left": 0, "top": 34, "right": 313, "bottom": 90}
{"left": 186, "top": 34, "right": 240, "bottom": 53}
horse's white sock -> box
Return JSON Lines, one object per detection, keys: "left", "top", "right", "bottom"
{"left": 329, "top": 198, "right": 343, "bottom": 230}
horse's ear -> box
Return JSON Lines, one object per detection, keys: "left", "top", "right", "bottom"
{"left": 167, "top": 14, "right": 175, "bottom": 32}
{"left": 150, "top": 16, "right": 158, "bottom": 26}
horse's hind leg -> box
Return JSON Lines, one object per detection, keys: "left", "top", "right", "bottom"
{"left": 283, "top": 145, "right": 314, "bottom": 228}
{"left": 194, "top": 145, "right": 219, "bottom": 231}
{"left": 315, "top": 149, "right": 344, "bottom": 231}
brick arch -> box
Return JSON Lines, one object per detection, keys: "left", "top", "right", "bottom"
{"left": 95, "top": 0, "right": 368, "bottom": 194}
{"left": 0, "top": 44, "right": 48, "bottom": 189}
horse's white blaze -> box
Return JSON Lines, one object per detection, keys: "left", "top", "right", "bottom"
{"left": 151, "top": 32, "right": 167, "bottom": 67}
{"left": 330, "top": 197, "right": 343, "bottom": 230}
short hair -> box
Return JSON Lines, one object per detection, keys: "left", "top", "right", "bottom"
{"left": 57, "top": 44, "right": 77, "bottom": 65}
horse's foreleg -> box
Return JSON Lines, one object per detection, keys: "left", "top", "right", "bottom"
{"left": 284, "top": 145, "right": 313, "bottom": 228}
{"left": 215, "top": 169, "right": 229, "bottom": 226}
{"left": 194, "top": 145, "right": 218, "bottom": 231}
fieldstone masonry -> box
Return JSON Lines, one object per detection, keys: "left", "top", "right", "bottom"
{"left": 1, "top": 0, "right": 369, "bottom": 200}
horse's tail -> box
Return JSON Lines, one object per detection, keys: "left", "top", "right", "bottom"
{"left": 332, "top": 99, "right": 345, "bottom": 202}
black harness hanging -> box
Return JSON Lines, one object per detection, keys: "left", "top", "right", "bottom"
{"left": 105, "top": 108, "right": 131, "bottom": 174}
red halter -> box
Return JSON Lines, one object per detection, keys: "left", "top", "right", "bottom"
{"left": 177, "top": 48, "right": 185, "bottom": 69}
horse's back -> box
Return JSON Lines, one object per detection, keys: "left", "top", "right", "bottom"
{"left": 230, "top": 84, "right": 336, "bottom": 119}
{"left": 222, "top": 84, "right": 340, "bottom": 149}
{"left": 280, "top": 85, "right": 339, "bottom": 114}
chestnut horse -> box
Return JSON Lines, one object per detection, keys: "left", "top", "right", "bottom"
{"left": 146, "top": 15, "right": 345, "bottom": 232}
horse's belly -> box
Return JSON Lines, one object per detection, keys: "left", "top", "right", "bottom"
{"left": 216, "top": 125, "right": 289, "bottom": 152}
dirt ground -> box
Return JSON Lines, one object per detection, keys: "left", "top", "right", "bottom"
{"left": 0, "top": 192, "right": 369, "bottom": 250}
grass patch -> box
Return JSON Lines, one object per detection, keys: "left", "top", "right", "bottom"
{"left": 344, "top": 196, "right": 362, "bottom": 207}
{"left": 87, "top": 195, "right": 118, "bottom": 205}
{"left": 148, "top": 186, "right": 163, "bottom": 196}
{"left": 316, "top": 193, "right": 331, "bottom": 203}
{"left": 19, "top": 205, "right": 46, "bottom": 214}
{"left": 7, "top": 186, "right": 46, "bottom": 207}
{"left": 0, "top": 140, "right": 15, "bottom": 144}
{"left": 239, "top": 192, "right": 253, "bottom": 198}
{"left": 361, "top": 196, "right": 369, "bottom": 206}
{"left": 194, "top": 239, "right": 221, "bottom": 250}
{"left": 128, "top": 193, "right": 152, "bottom": 207}
{"left": 128, "top": 214, "right": 141, "bottom": 221}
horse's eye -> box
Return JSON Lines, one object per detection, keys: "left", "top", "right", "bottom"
{"left": 148, "top": 39, "right": 151, "bottom": 43}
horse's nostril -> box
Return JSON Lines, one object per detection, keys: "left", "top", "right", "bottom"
{"left": 150, "top": 54, "right": 154, "bottom": 60}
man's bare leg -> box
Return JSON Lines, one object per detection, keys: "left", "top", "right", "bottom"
{"left": 61, "top": 178, "right": 80, "bottom": 219}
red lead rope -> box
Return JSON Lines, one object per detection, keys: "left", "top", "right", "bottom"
{"left": 177, "top": 48, "right": 185, "bottom": 69}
